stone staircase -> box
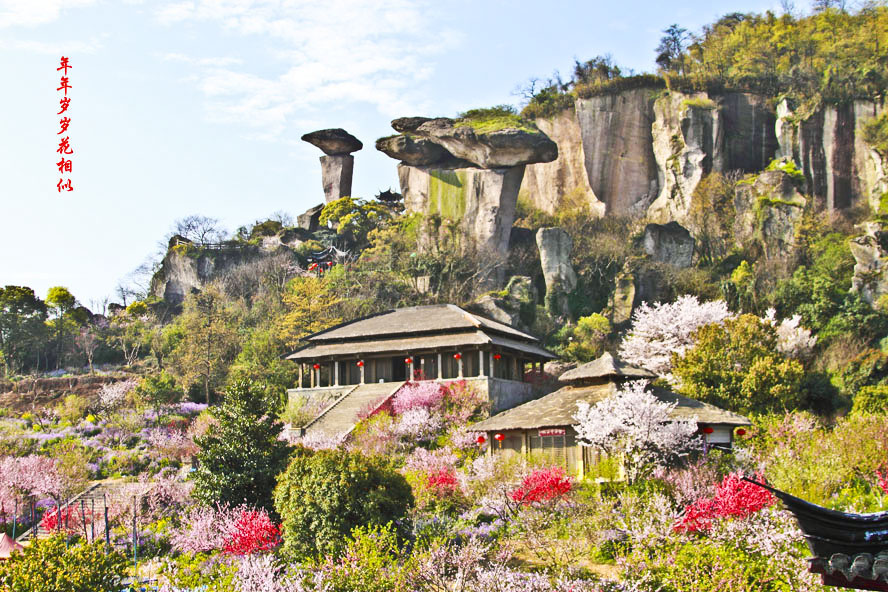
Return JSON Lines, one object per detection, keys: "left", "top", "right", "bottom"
{"left": 304, "top": 381, "right": 406, "bottom": 438}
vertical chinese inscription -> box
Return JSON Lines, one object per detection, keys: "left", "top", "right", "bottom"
{"left": 56, "top": 56, "right": 73, "bottom": 193}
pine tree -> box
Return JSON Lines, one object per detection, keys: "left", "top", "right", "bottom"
{"left": 192, "top": 379, "right": 292, "bottom": 514}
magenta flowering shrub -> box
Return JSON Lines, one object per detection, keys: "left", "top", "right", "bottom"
{"left": 508, "top": 467, "right": 572, "bottom": 506}
{"left": 403, "top": 447, "right": 459, "bottom": 475}
{"left": 172, "top": 504, "right": 281, "bottom": 556}
{"left": 0, "top": 455, "right": 64, "bottom": 512}
{"left": 391, "top": 381, "right": 446, "bottom": 414}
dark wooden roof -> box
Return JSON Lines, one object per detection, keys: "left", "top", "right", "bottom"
{"left": 471, "top": 382, "right": 751, "bottom": 432}
{"left": 286, "top": 304, "right": 555, "bottom": 361}
{"left": 558, "top": 352, "right": 656, "bottom": 382}
{"left": 305, "top": 304, "right": 535, "bottom": 343}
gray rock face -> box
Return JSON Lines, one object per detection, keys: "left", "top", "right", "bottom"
{"left": 301, "top": 128, "right": 363, "bottom": 155}
{"left": 733, "top": 168, "right": 806, "bottom": 260}
{"left": 643, "top": 222, "right": 694, "bottom": 268}
{"left": 320, "top": 155, "right": 354, "bottom": 203}
{"left": 779, "top": 99, "right": 886, "bottom": 212}
{"left": 610, "top": 264, "right": 636, "bottom": 325}
{"left": 520, "top": 109, "right": 605, "bottom": 216}
{"left": 150, "top": 248, "right": 244, "bottom": 305}
{"left": 851, "top": 222, "right": 888, "bottom": 306}
{"left": 398, "top": 163, "right": 524, "bottom": 256}
{"left": 391, "top": 117, "right": 433, "bottom": 134}
{"left": 408, "top": 117, "right": 558, "bottom": 169}
{"left": 471, "top": 276, "right": 537, "bottom": 331}
{"left": 297, "top": 204, "right": 324, "bottom": 232}
{"left": 536, "top": 227, "right": 577, "bottom": 317}
{"left": 375, "top": 134, "right": 449, "bottom": 166}
{"left": 576, "top": 88, "right": 660, "bottom": 215}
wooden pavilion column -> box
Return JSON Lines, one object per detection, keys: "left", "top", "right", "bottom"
{"left": 360, "top": 362, "right": 365, "bottom": 384}
{"left": 298, "top": 363, "right": 304, "bottom": 389}
{"left": 436, "top": 353, "right": 443, "bottom": 380}
{"left": 457, "top": 354, "right": 463, "bottom": 378}
{"left": 478, "top": 350, "right": 485, "bottom": 378}
{"left": 408, "top": 356, "right": 415, "bottom": 380}
{"left": 334, "top": 361, "right": 340, "bottom": 386}
{"left": 310, "top": 365, "right": 316, "bottom": 388}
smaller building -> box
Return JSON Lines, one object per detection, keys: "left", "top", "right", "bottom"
{"left": 471, "top": 352, "right": 751, "bottom": 478}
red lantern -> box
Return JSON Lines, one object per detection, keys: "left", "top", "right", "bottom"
{"left": 494, "top": 433, "right": 505, "bottom": 442}
{"left": 453, "top": 353, "right": 462, "bottom": 360}
{"left": 357, "top": 360, "right": 364, "bottom": 367}
{"left": 736, "top": 428, "right": 746, "bottom": 436}
{"left": 327, "top": 261, "right": 334, "bottom": 267}
{"left": 476, "top": 435, "right": 486, "bottom": 445}
{"left": 493, "top": 353, "right": 501, "bottom": 360}
{"left": 702, "top": 426, "right": 714, "bottom": 434}
{"left": 404, "top": 357, "right": 413, "bottom": 364}
{"left": 308, "top": 263, "right": 317, "bottom": 270}
{"left": 312, "top": 363, "right": 320, "bottom": 370}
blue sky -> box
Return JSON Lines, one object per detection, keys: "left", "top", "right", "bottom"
{"left": 0, "top": 0, "right": 787, "bottom": 309}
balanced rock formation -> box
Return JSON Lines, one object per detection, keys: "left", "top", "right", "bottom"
{"left": 851, "top": 221, "right": 888, "bottom": 306}
{"left": 301, "top": 128, "right": 363, "bottom": 203}
{"left": 733, "top": 167, "right": 806, "bottom": 261}
{"left": 643, "top": 222, "right": 694, "bottom": 268}
{"left": 379, "top": 115, "right": 558, "bottom": 261}
{"left": 536, "top": 227, "right": 577, "bottom": 317}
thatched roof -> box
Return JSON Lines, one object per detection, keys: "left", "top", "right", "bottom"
{"left": 471, "top": 382, "right": 751, "bottom": 432}
{"left": 306, "top": 304, "right": 534, "bottom": 342}
{"left": 558, "top": 352, "right": 655, "bottom": 382}
{"left": 287, "top": 304, "right": 555, "bottom": 361}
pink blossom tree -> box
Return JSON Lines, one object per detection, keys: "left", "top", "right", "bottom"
{"left": 573, "top": 380, "right": 699, "bottom": 483}
{"left": 618, "top": 295, "right": 733, "bottom": 377}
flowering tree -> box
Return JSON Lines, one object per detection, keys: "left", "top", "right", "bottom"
{"left": 674, "top": 472, "right": 776, "bottom": 533}
{"left": 171, "top": 504, "right": 281, "bottom": 555}
{"left": 97, "top": 379, "right": 137, "bottom": 413}
{"left": 573, "top": 380, "right": 699, "bottom": 483}
{"left": 390, "top": 381, "right": 446, "bottom": 414}
{"left": 618, "top": 295, "right": 733, "bottom": 377}
{"left": 763, "top": 309, "right": 817, "bottom": 359}
{"left": 508, "top": 467, "right": 572, "bottom": 506}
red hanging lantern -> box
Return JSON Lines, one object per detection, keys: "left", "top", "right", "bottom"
{"left": 702, "top": 426, "right": 714, "bottom": 434}
{"left": 327, "top": 261, "right": 334, "bottom": 267}
{"left": 735, "top": 428, "right": 746, "bottom": 436}
{"left": 312, "top": 363, "right": 320, "bottom": 370}
{"left": 493, "top": 353, "right": 501, "bottom": 360}
{"left": 476, "top": 435, "right": 486, "bottom": 445}
{"left": 494, "top": 433, "right": 505, "bottom": 442}
{"left": 356, "top": 360, "right": 364, "bottom": 367}
{"left": 453, "top": 353, "right": 462, "bottom": 360}
{"left": 404, "top": 357, "right": 413, "bottom": 364}
{"left": 308, "top": 263, "right": 317, "bottom": 270}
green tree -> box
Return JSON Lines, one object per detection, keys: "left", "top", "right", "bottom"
{"left": 0, "top": 286, "right": 47, "bottom": 376}
{"left": 169, "top": 286, "right": 239, "bottom": 404}
{"left": 557, "top": 313, "right": 611, "bottom": 362}
{"left": 277, "top": 276, "right": 343, "bottom": 349}
{"left": 135, "top": 370, "right": 183, "bottom": 422}
{"left": 274, "top": 447, "right": 413, "bottom": 560}
{"left": 192, "top": 379, "right": 291, "bottom": 513}
{"left": 319, "top": 196, "right": 396, "bottom": 247}
{"left": 108, "top": 301, "right": 150, "bottom": 366}
{"left": 0, "top": 536, "right": 127, "bottom": 592}
{"left": 673, "top": 314, "right": 805, "bottom": 413}
{"left": 227, "top": 327, "right": 298, "bottom": 402}
{"left": 45, "top": 286, "right": 78, "bottom": 370}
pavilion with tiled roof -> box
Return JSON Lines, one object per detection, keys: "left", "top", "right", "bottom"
{"left": 471, "top": 352, "right": 750, "bottom": 478}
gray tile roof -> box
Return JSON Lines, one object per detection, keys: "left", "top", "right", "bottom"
{"left": 558, "top": 352, "right": 656, "bottom": 382}
{"left": 305, "top": 304, "right": 536, "bottom": 342}
{"left": 471, "top": 382, "right": 751, "bottom": 432}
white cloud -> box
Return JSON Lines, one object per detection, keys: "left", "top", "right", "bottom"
{"left": 0, "top": 36, "right": 103, "bottom": 54}
{"left": 163, "top": 52, "right": 243, "bottom": 67}
{"left": 155, "top": 0, "right": 460, "bottom": 138}
{"left": 0, "top": 0, "right": 96, "bottom": 28}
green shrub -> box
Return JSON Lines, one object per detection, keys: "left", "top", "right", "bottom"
{"left": 56, "top": 394, "right": 90, "bottom": 424}
{"left": 455, "top": 105, "right": 538, "bottom": 134}
{"left": 0, "top": 536, "right": 127, "bottom": 592}
{"left": 274, "top": 447, "right": 413, "bottom": 560}
{"left": 135, "top": 370, "right": 183, "bottom": 420}
{"left": 852, "top": 384, "right": 888, "bottom": 415}
{"left": 765, "top": 157, "right": 806, "bottom": 184}
{"left": 863, "top": 112, "right": 888, "bottom": 156}
{"left": 324, "top": 523, "right": 413, "bottom": 592}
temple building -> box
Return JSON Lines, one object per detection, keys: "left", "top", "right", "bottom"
{"left": 285, "top": 304, "right": 556, "bottom": 439}
{"left": 471, "top": 352, "right": 751, "bottom": 478}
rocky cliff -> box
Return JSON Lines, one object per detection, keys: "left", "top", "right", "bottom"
{"left": 521, "top": 88, "right": 884, "bottom": 225}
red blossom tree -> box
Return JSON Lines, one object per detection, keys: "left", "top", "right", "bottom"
{"left": 674, "top": 472, "right": 776, "bottom": 533}
{"left": 222, "top": 507, "right": 282, "bottom": 555}
{"left": 508, "top": 467, "right": 572, "bottom": 505}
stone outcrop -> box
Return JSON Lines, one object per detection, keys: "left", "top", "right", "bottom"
{"left": 733, "top": 167, "right": 806, "bottom": 260}
{"left": 297, "top": 204, "right": 324, "bottom": 232}
{"left": 610, "top": 264, "right": 635, "bottom": 325}
{"left": 851, "top": 221, "right": 888, "bottom": 306}
{"left": 520, "top": 108, "right": 605, "bottom": 216}
{"left": 471, "top": 276, "right": 537, "bottom": 331}
{"left": 643, "top": 222, "right": 694, "bottom": 268}
{"left": 776, "top": 99, "right": 886, "bottom": 212}
{"left": 403, "top": 117, "right": 558, "bottom": 169}
{"left": 300, "top": 128, "right": 363, "bottom": 155}
{"left": 319, "top": 155, "right": 354, "bottom": 203}
{"left": 376, "top": 134, "right": 449, "bottom": 166}
{"left": 536, "top": 227, "right": 577, "bottom": 317}
{"left": 575, "top": 88, "right": 660, "bottom": 215}
{"left": 397, "top": 164, "right": 523, "bottom": 255}
{"left": 150, "top": 246, "right": 249, "bottom": 305}
{"left": 302, "top": 128, "right": 362, "bottom": 203}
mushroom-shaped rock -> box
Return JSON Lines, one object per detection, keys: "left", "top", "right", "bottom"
{"left": 409, "top": 117, "right": 558, "bottom": 169}
{"left": 301, "top": 128, "right": 363, "bottom": 155}
{"left": 391, "top": 117, "right": 433, "bottom": 134}
{"left": 376, "top": 134, "right": 450, "bottom": 166}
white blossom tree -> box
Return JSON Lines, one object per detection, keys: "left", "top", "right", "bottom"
{"left": 572, "top": 380, "right": 699, "bottom": 483}
{"left": 618, "top": 295, "right": 733, "bottom": 377}
{"left": 763, "top": 309, "right": 817, "bottom": 360}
